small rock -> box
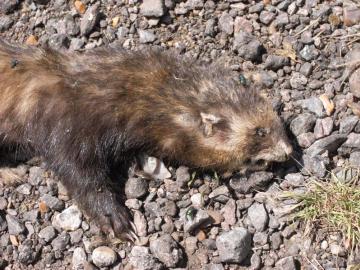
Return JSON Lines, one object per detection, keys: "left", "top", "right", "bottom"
{"left": 344, "top": 6, "right": 360, "bottom": 26}
{"left": 184, "top": 208, "right": 212, "bottom": 233}
{"left": 270, "top": 232, "right": 283, "bottom": 250}
{"left": 340, "top": 116, "right": 359, "bottom": 134}
{"left": 220, "top": 199, "right": 236, "bottom": 225}
{"left": 250, "top": 253, "right": 262, "bottom": 269}
{"left": 216, "top": 227, "right": 252, "bottom": 263}
{"left": 264, "top": 55, "right": 289, "bottom": 70}
{"left": 349, "top": 68, "right": 360, "bottom": 98}
{"left": 129, "top": 246, "right": 163, "bottom": 270}
{"left": 28, "top": 167, "right": 44, "bottom": 186}
{"left": 134, "top": 211, "right": 147, "bottom": 237}
{"left": 219, "top": 12, "right": 233, "bottom": 35}
{"left": 141, "top": 156, "right": 171, "bottom": 180}
{"left": 92, "top": 246, "right": 118, "bottom": 268}
{"left": 39, "top": 226, "right": 56, "bottom": 242}
{"left": 6, "top": 215, "right": 25, "bottom": 235}
{"left": 125, "top": 198, "right": 142, "bottom": 210}
{"left": 342, "top": 133, "right": 360, "bottom": 149}
{"left": 191, "top": 193, "right": 204, "bottom": 207}
{"left": 18, "top": 241, "right": 37, "bottom": 265}
{"left": 51, "top": 232, "right": 70, "bottom": 251}
{"left": 16, "top": 183, "right": 32, "bottom": 195}
{"left": 204, "top": 19, "right": 216, "bottom": 37}
{"left": 125, "top": 177, "right": 148, "bottom": 199}
{"left": 290, "top": 113, "right": 316, "bottom": 136}
{"left": 272, "top": 12, "right": 289, "bottom": 28}
{"left": 40, "top": 194, "right": 64, "bottom": 211}
{"left": 300, "top": 45, "right": 319, "bottom": 61}
{"left": 80, "top": 3, "right": 100, "bottom": 36}
{"left": 176, "top": 166, "right": 190, "bottom": 188}
{"left": 52, "top": 205, "right": 82, "bottom": 231}
{"left": 297, "top": 132, "right": 316, "bottom": 148}
{"left": 0, "top": 16, "right": 13, "bottom": 32}
{"left": 150, "top": 234, "right": 183, "bottom": 268}
{"left": 282, "top": 173, "right": 304, "bottom": 187}
{"left": 299, "top": 62, "right": 313, "bottom": 77}
{"left": 253, "top": 232, "right": 268, "bottom": 246}
{"left": 314, "top": 118, "right": 333, "bottom": 139}
{"left": 140, "top": 0, "right": 165, "bottom": 17}
{"left": 233, "top": 31, "right": 263, "bottom": 61}
{"left": 349, "top": 151, "right": 360, "bottom": 167}
{"left": 138, "top": 29, "right": 156, "bottom": 44}
{"left": 248, "top": 203, "right": 268, "bottom": 231}
{"left": 209, "top": 185, "right": 229, "bottom": 201}
{"left": 275, "top": 256, "right": 297, "bottom": 269}
{"left": 297, "top": 97, "right": 325, "bottom": 117}
{"left": 290, "top": 72, "right": 307, "bottom": 90}
{"left": 0, "top": 0, "right": 19, "bottom": 14}
{"left": 303, "top": 154, "right": 329, "bottom": 178}
{"left": 259, "top": 11, "right": 276, "bottom": 25}
{"left": 72, "top": 247, "right": 87, "bottom": 270}
{"left": 234, "top": 17, "right": 253, "bottom": 34}
{"left": 48, "top": 34, "right": 70, "bottom": 50}
{"left": 230, "top": 172, "right": 273, "bottom": 193}
{"left": 0, "top": 197, "right": 7, "bottom": 210}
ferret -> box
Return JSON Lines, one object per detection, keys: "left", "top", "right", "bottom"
{"left": 0, "top": 41, "right": 292, "bottom": 240}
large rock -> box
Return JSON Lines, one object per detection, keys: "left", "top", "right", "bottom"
{"left": 233, "top": 31, "right": 263, "bottom": 61}
{"left": 140, "top": 0, "right": 165, "bottom": 17}
{"left": 52, "top": 205, "right": 82, "bottom": 231}
{"left": 92, "top": 246, "right": 117, "bottom": 268}
{"left": 290, "top": 113, "right": 316, "bottom": 136}
{"left": 129, "top": 246, "right": 163, "bottom": 270}
{"left": 305, "top": 134, "right": 347, "bottom": 157}
{"left": 80, "top": 3, "right": 100, "bottom": 36}
{"left": 216, "top": 227, "right": 252, "bottom": 263}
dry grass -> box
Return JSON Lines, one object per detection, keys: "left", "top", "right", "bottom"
{"left": 283, "top": 167, "right": 360, "bottom": 251}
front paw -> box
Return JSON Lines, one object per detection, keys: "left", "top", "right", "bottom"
{"left": 80, "top": 190, "right": 138, "bottom": 242}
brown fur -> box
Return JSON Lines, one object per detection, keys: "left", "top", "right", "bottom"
{"left": 0, "top": 41, "right": 292, "bottom": 239}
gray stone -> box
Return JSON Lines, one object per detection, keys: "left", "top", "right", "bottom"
{"left": 290, "top": 113, "right": 316, "bottom": 136}
{"left": 176, "top": 166, "right": 190, "bottom": 188}
{"left": 233, "top": 31, "right": 263, "bottom": 61}
{"left": 69, "top": 38, "right": 85, "bottom": 51}
{"left": 18, "top": 241, "right": 37, "bottom": 265}
{"left": 303, "top": 154, "right": 328, "bottom": 178}
{"left": 253, "top": 232, "right": 268, "bottom": 246}
{"left": 220, "top": 199, "right": 236, "bottom": 225}
{"left": 216, "top": 227, "right": 252, "bottom": 263}
{"left": 129, "top": 246, "right": 163, "bottom": 270}
{"left": 248, "top": 203, "right": 268, "bottom": 231}
{"left": 290, "top": 72, "right": 307, "bottom": 90}
{"left": 219, "top": 12, "right": 233, "bottom": 35}
{"left": 264, "top": 55, "right": 289, "bottom": 70}
{"left": 259, "top": 11, "right": 276, "bottom": 25}
{"left": 343, "top": 133, "right": 360, "bottom": 149}
{"left": 299, "top": 62, "right": 313, "bottom": 76}
{"left": 28, "top": 167, "right": 45, "bottom": 186}
{"left": 0, "top": 0, "right": 19, "bottom": 14}
{"left": 248, "top": 2, "right": 263, "bottom": 13}
{"left": 204, "top": 19, "right": 216, "bottom": 37}
{"left": 40, "top": 194, "right": 64, "bottom": 211}
{"left": 16, "top": 183, "right": 32, "bottom": 195}
{"left": 209, "top": 185, "right": 229, "bottom": 201}
{"left": 205, "top": 264, "right": 225, "bottom": 270}
{"left": 0, "top": 197, "right": 7, "bottom": 210}
{"left": 185, "top": 0, "right": 204, "bottom": 10}
{"left": 330, "top": 244, "right": 346, "bottom": 256}
{"left": 80, "top": 3, "right": 100, "bottom": 36}
{"left": 275, "top": 256, "right": 297, "bottom": 270}
{"left": 134, "top": 211, "right": 147, "bottom": 237}
{"left": 297, "top": 97, "right": 325, "bottom": 117}
{"left": 23, "top": 209, "right": 39, "bottom": 222}
{"left": 270, "top": 232, "right": 282, "bottom": 250}
{"left": 125, "top": 198, "right": 142, "bottom": 210}
{"left": 314, "top": 118, "right": 333, "bottom": 139}
{"left": 125, "top": 177, "right": 148, "bottom": 199}
{"left": 140, "top": 0, "right": 165, "bottom": 17}
{"left": 229, "top": 172, "right": 273, "bottom": 193}
{"left": 283, "top": 173, "right": 304, "bottom": 187}
{"left": 0, "top": 215, "right": 7, "bottom": 232}
{"left": 349, "top": 68, "right": 360, "bottom": 98}
{"left": 72, "top": 247, "right": 87, "bottom": 270}
{"left": 138, "top": 29, "right": 156, "bottom": 44}
{"left": 150, "top": 234, "right": 183, "bottom": 268}
{"left": 297, "top": 132, "right": 316, "bottom": 148}
{"left": 250, "top": 253, "right": 262, "bottom": 269}
{"left": 300, "top": 45, "right": 319, "bottom": 61}
{"left": 39, "top": 226, "right": 56, "bottom": 242}
{"left": 92, "top": 246, "right": 117, "bottom": 268}
{"left": 339, "top": 116, "right": 359, "bottom": 134}
{"left": 51, "top": 232, "right": 70, "bottom": 251}
{"left": 0, "top": 16, "right": 13, "bottom": 32}
{"left": 48, "top": 34, "right": 70, "bottom": 50}
{"left": 58, "top": 14, "right": 79, "bottom": 36}
{"left": 184, "top": 208, "right": 212, "bottom": 233}
{"left": 52, "top": 205, "right": 82, "bottom": 231}
{"left": 6, "top": 214, "right": 25, "bottom": 235}
{"left": 273, "top": 12, "right": 289, "bottom": 28}
{"left": 350, "top": 151, "right": 360, "bottom": 167}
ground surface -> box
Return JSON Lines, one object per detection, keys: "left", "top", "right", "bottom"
{"left": 0, "top": 0, "right": 360, "bottom": 269}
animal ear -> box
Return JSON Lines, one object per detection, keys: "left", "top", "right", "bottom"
{"left": 200, "top": 112, "right": 222, "bottom": 137}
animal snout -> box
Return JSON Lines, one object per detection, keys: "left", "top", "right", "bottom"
{"left": 277, "top": 140, "right": 293, "bottom": 161}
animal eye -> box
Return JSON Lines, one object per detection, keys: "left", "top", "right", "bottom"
{"left": 255, "top": 127, "right": 269, "bottom": 137}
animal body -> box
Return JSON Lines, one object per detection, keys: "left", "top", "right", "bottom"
{"left": 0, "top": 41, "right": 292, "bottom": 239}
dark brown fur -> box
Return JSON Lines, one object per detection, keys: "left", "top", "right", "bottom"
{"left": 0, "top": 41, "right": 292, "bottom": 239}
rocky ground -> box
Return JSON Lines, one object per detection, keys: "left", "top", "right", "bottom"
{"left": 1, "top": 0, "right": 360, "bottom": 269}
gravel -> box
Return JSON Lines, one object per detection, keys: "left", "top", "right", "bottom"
{"left": 0, "top": 0, "right": 359, "bottom": 268}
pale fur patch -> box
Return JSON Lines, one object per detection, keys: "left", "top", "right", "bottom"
{"left": 0, "top": 165, "right": 27, "bottom": 186}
